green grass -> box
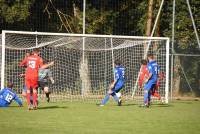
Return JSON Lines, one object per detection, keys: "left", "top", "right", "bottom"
{"left": 0, "top": 101, "right": 200, "bottom": 134}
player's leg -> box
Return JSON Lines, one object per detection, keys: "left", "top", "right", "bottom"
{"left": 101, "top": 94, "right": 110, "bottom": 106}
{"left": 100, "top": 83, "right": 123, "bottom": 106}
{"left": 112, "top": 85, "right": 124, "bottom": 106}
{"left": 153, "top": 83, "right": 161, "bottom": 100}
{"left": 22, "top": 85, "right": 27, "bottom": 98}
{"left": 143, "top": 82, "right": 152, "bottom": 107}
{"left": 44, "top": 86, "right": 50, "bottom": 102}
{"left": 148, "top": 84, "right": 156, "bottom": 106}
{"left": 25, "top": 78, "right": 31, "bottom": 109}
{"left": 100, "top": 82, "right": 114, "bottom": 106}
{"left": 32, "top": 77, "right": 38, "bottom": 109}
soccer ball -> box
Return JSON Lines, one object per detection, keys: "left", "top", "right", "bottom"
{"left": 116, "top": 92, "right": 122, "bottom": 98}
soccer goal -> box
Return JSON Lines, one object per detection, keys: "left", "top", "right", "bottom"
{"left": 1, "top": 30, "right": 169, "bottom": 103}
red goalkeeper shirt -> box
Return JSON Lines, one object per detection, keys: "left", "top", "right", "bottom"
{"left": 139, "top": 65, "right": 164, "bottom": 89}
{"left": 139, "top": 65, "right": 149, "bottom": 88}
{"left": 19, "top": 54, "right": 43, "bottom": 79}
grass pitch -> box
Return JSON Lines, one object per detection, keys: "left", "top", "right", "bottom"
{"left": 0, "top": 100, "right": 200, "bottom": 134}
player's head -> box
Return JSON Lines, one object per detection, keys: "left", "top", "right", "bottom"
{"left": 147, "top": 54, "right": 154, "bottom": 61}
{"left": 114, "top": 59, "right": 121, "bottom": 66}
{"left": 25, "top": 52, "right": 31, "bottom": 57}
{"left": 32, "top": 48, "right": 40, "bottom": 55}
{"left": 7, "top": 82, "right": 14, "bottom": 89}
{"left": 141, "top": 59, "right": 147, "bottom": 65}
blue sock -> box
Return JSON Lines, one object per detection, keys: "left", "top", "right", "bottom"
{"left": 113, "top": 95, "right": 119, "bottom": 102}
{"left": 101, "top": 94, "right": 110, "bottom": 105}
{"left": 148, "top": 92, "right": 151, "bottom": 103}
{"left": 144, "top": 90, "right": 149, "bottom": 104}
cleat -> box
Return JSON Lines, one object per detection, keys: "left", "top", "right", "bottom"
{"left": 47, "top": 97, "right": 50, "bottom": 103}
{"left": 33, "top": 106, "right": 38, "bottom": 110}
{"left": 139, "top": 104, "right": 145, "bottom": 107}
{"left": 140, "top": 103, "right": 150, "bottom": 108}
{"left": 28, "top": 105, "right": 33, "bottom": 110}
{"left": 118, "top": 99, "right": 122, "bottom": 106}
{"left": 99, "top": 104, "right": 104, "bottom": 107}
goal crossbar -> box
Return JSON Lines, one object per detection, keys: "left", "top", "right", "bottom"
{"left": 2, "top": 30, "right": 169, "bottom": 41}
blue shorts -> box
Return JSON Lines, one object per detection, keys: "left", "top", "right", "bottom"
{"left": 144, "top": 80, "right": 156, "bottom": 91}
{"left": 112, "top": 83, "right": 124, "bottom": 93}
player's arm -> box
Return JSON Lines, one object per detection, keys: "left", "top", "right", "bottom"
{"left": 14, "top": 94, "right": 23, "bottom": 107}
{"left": 48, "top": 69, "right": 54, "bottom": 84}
{"left": 19, "top": 57, "right": 27, "bottom": 67}
{"left": 41, "top": 61, "right": 54, "bottom": 69}
{"left": 109, "top": 70, "right": 119, "bottom": 90}
{"left": 138, "top": 68, "right": 145, "bottom": 89}
{"left": 145, "top": 66, "right": 153, "bottom": 83}
{"left": 138, "top": 77, "right": 143, "bottom": 89}
{"left": 19, "top": 73, "right": 25, "bottom": 77}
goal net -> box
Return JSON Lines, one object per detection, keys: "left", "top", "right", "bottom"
{"left": 1, "top": 31, "right": 169, "bottom": 104}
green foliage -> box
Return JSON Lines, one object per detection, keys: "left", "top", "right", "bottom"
{"left": 0, "top": 0, "right": 33, "bottom": 23}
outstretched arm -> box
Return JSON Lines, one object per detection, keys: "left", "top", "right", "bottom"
{"left": 41, "top": 61, "right": 54, "bottom": 69}
{"left": 19, "top": 58, "right": 27, "bottom": 67}
{"left": 14, "top": 95, "right": 23, "bottom": 107}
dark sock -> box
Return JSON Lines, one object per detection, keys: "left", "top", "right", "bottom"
{"left": 45, "top": 92, "right": 49, "bottom": 99}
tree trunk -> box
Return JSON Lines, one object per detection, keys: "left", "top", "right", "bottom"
{"left": 146, "top": 0, "right": 154, "bottom": 36}
{"left": 173, "top": 56, "right": 181, "bottom": 96}
{"left": 144, "top": 0, "right": 154, "bottom": 56}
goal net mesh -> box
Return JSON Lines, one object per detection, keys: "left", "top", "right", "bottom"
{"left": 1, "top": 32, "right": 168, "bottom": 104}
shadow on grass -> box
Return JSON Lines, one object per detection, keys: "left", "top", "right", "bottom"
{"left": 95, "top": 103, "right": 136, "bottom": 107}
{"left": 172, "top": 100, "right": 194, "bottom": 104}
{"left": 151, "top": 103, "right": 173, "bottom": 107}
{"left": 8, "top": 105, "right": 21, "bottom": 108}
{"left": 121, "top": 103, "right": 136, "bottom": 107}
{"left": 38, "top": 105, "right": 68, "bottom": 110}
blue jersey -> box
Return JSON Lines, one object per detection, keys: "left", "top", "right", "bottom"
{"left": 147, "top": 60, "right": 160, "bottom": 83}
{"left": 0, "top": 88, "right": 22, "bottom": 107}
{"left": 114, "top": 65, "right": 125, "bottom": 85}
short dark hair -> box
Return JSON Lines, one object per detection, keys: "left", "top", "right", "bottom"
{"left": 141, "top": 59, "right": 147, "bottom": 65}
{"left": 33, "top": 48, "right": 40, "bottom": 53}
{"left": 7, "top": 82, "right": 14, "bottom": 89}
{"left": 147, "top": 53, "right": 154, "bottom": 59}
{"left": 114, "top": 59, "right": 121, "bottom": 66}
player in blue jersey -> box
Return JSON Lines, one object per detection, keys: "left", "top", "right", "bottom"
{"left": 100, "top": 60, "right": 125, "bottom": 106}
{"left": 0, "top": 82, "right": 23, "bottom": 107}
{"left": 143, "top": 54, "right": 160, "bottom": 107}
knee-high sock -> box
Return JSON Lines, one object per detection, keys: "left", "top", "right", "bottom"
{"left": 101, "top": 94, "right": 110, "bottom": 105}
{"left": 26, "top": 93, "right": 30, "bottom": 105}
{"left": 148, "top": 91, "right": 151, "bottom": 103}
{"left": 144, "top": 90, "right": 149, "bottom": 104}
{"left": 112, "top": 95, "right": 119, "bottom": 102}
{"left": 45, "top": 92, "right": 50, "bottom": 99}
{"left": 33, "top": 92, "right": 37, "bottom": 106}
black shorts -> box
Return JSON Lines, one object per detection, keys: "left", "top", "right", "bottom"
{"left": 38, "top": 81, "right": 48, "bottom": 90}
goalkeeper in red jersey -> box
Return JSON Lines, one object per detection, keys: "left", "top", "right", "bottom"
{"left": 139, "top": 59, "right": 161, "bottom": 100}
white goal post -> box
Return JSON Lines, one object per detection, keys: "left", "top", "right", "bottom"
{"left": 1, "top": 30, "right": 169, "bottom": 103}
